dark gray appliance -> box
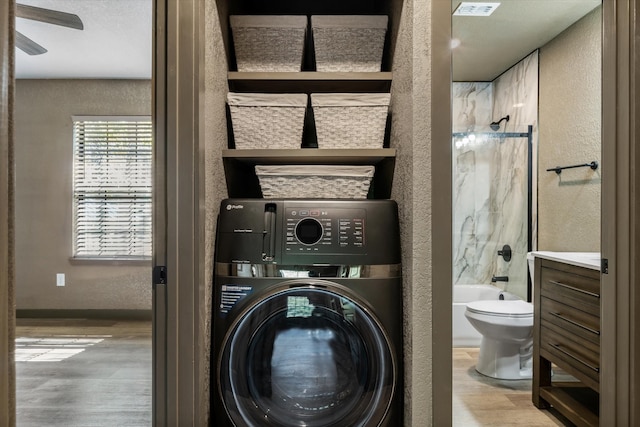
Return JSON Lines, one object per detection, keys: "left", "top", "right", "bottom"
{"left": 212, "top": 199, "right": 403, "bottom": 427}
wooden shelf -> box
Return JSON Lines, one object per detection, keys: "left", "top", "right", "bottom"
{"left": 539, "top": 384, "right": 599, "bottom": 427}
{"left": 228, "top": 72, "right": 393, "bottom": 93}
{"left": 222, "top": 148, "right": 396, "bottom": 198}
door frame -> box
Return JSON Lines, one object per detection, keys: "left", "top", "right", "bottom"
{"left": 0, "top": 0, "right": 14, "bottom": 425}
{"left": 152, "top": 0, "right": 207, "bottom": 424}
{"left": 600, "top": 0, "right": 639, "bottom": 424}
{"left": 432, "top": 0, "right": 453, "bottom": 424}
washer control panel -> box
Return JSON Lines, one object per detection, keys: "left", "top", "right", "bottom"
{"left": 285, "top": 207, "right": 365, "bottom": 254}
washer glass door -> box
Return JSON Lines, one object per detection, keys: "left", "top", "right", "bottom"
{"left": 219, "top": 284, "right": 395, "bottom": 427}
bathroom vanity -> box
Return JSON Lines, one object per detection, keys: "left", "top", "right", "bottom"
{"left": 530, "top": 252, "right": 600, "bottom": 427}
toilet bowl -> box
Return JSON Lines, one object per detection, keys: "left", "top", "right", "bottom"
{"left": 464, "top": 299, "right": 534, "bottom": 379}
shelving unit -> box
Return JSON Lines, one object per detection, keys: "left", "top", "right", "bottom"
{"left": 218, "top": 0, "right": 398, "bottom": 200}
{"left": 228, "top": 71, "right": 392, "bottom": 93}
{"left": 222, "top": 148, "right": 396, "bottom": 198}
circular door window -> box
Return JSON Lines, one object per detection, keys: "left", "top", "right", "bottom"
{"left": 218, "top": 284, "right": 395, "bottom": 427}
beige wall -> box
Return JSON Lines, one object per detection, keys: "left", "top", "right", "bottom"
{"left": 390, "top": 0, "right": 436, "bottom": 423}
{"left": 538, "top": 7, "right": 601, "bottom": 251}
{"left": 14, "top": 79, "right": 152, "bottom": 312}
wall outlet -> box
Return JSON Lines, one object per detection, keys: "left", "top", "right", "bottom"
{"left": 56, "top": 273, "right": 65, "bottom": 287}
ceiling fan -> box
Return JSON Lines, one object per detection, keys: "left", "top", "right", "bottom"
{"left": 16, "top": 3, "right": 84, "bottom": 56}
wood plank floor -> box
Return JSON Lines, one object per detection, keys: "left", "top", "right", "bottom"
{"left": 15, "top": 321, "right": 572, "bottom": 426}
{"left": 15, "top": 319, "right": 152, "bottom": 427}
{"left": 454, "top": 348, "right": 573, "bottom": 426}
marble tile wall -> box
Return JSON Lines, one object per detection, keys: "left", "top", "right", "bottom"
{"left": 453, "top": 51, "right": 539, "bottom": 300}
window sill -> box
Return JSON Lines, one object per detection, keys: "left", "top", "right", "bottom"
{"left": 69, "top": 257, "right": 152, "bottom": 266}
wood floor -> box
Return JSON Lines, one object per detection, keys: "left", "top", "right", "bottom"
{"left": 15, "top": 321, "right": 571, "bottom": 426}
{"left": 453, "top": 347, "right": 572, "bottom": 426}
{"left": 15, "top": 318, "right": 152, "bottom": 426}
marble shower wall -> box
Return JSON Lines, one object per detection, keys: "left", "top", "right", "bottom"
{"left": 453, "top": 51, "right": 539, "bottom": 300}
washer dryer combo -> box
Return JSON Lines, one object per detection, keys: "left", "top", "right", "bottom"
{"left": 212, "top": 199, "right": 403, "bottom": 427}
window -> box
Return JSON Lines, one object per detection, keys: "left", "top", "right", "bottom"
{"left": 73, "top": 117, "right": 152, "bottom": 259}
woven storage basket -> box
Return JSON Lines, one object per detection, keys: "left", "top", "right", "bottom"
{"left": 228, "top": 93, "right": 308, "bottom": 149}
{"left": 255, "top": 165, "right": 375, "bottom": 199}
{"left": 311, "top": 93, "right": 390, "bottom": 149}
{"left": 230, "top": 15, "right": 307, "bottom": 72}
{"left": 311, "top": 15, "right": 388, "bottom": 72}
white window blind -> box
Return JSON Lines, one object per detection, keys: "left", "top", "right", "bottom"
{"left": 73, "top": 117, "right": 152, "bottom": 259}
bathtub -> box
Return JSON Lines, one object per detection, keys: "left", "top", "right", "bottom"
{"left": 452, "top": 284, "right": 519, "bottom": 347}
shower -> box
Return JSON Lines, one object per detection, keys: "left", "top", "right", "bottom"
{"left": 489, "top": 115, "right": 510, "bottom": 131}
{"left": 452, "top": 125, "right": 534, "bottom": 301}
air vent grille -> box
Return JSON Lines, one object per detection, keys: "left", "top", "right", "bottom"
{"left": 453, "top": 2, "right": 501, "bottom": 17}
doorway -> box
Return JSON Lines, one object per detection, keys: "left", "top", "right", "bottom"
{"left": 450, "top": 0, "right": 602, "bottom": 424}
{"left": 12, "top": 0, "right": 153, "bottom": 424}
{"left": 441, "top": 0, "right": 638, "bottom": 425}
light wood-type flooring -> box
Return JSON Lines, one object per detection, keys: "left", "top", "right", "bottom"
{"left": 15, "top": 318, "right": 152, "bottom": 426}
{"left": 453, "top": 347, "right": 573, "bottom": 426}
{"left": 15, "top": 320, "right": 573, "bottom": 426}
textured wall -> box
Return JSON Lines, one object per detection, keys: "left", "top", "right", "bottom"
{"left": 390, "top": 0, "right": 434, "bottom": 423}
{"left": 202, "top": 0, "right": 229, "bottom": 423}
{"left": 14, "top": 79, "right": 152, "bottom": 311}
{"left": 538, "top": 7, "right": 601, "bottom": 251}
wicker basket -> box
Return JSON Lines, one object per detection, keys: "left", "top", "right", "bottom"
{"left": 311, "top": 15, "right": 388, "bottom": 72}
{"left": 311, "top": 93, "right": 390, "bottom": 149}
{"left": 230, "top": 15, "right": 307, "bottom": 72}
{"left": 228, "top": 93, "right": 308, "bottom": 149}
{"left": 255, "top": 165, "right": 375, "bottom": 199}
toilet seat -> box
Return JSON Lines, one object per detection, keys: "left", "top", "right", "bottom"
{"left": 466, "top": 300, "right": 533, "bottom": 317}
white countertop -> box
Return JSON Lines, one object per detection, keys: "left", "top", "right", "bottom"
{"left": 528, "top": 251, "right": 601, "bottom": 271}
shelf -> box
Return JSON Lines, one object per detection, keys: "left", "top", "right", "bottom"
{"left": 539, "top": 384, "right": 599, "bottom": 427}
{"left": 222, "top": 148, "right": 396, "bottom": 199}
{"left": 228, "top": 72, "right": 393, "bottom": 93}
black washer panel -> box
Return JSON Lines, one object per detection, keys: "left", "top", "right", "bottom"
{"left": 216, "top": 199, "right": 401, "bottom": 266}
{"left": 286, "top": 207, "right": 366, "bottom": 254}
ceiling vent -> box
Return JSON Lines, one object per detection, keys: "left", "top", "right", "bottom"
{"left": 453, "top": 2, "right": 501, "bottom": 17}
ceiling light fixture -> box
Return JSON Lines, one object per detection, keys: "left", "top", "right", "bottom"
{"left": 453, "top": 2, "right": 501, "bottom": 17}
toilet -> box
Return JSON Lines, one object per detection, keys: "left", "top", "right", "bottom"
{"left": 464, "top": 298, "right": 534, "bottom": 380}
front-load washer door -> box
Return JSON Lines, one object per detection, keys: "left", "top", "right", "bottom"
{"left": 218, "top": 282, "right": 395, "bottom": 427}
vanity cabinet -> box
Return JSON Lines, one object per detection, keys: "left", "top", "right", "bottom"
{"left": 532, "top": 257, "right": 600, "bottom": 427}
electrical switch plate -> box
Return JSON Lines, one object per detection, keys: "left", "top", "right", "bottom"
{"left": 56, "top": 273, "right": 65, "bottom": 287}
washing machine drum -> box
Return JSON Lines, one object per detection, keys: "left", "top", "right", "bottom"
{"left": 218, "top": 284, "right": 395, "bottom": 426}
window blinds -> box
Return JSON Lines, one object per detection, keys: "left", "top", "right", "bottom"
{"left": 73, "top": 118, "right": 152, "bottom": 258}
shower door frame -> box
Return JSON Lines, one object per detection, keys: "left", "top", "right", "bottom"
{"left": 451, "top": 128, "right": 534, "bottom": 300}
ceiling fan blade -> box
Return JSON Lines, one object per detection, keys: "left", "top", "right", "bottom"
{"left": 16, "top": 4, "right": 84, "bottom": 30}
{"left": 15, "top": 30, "right": 48, "bottom": 55}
